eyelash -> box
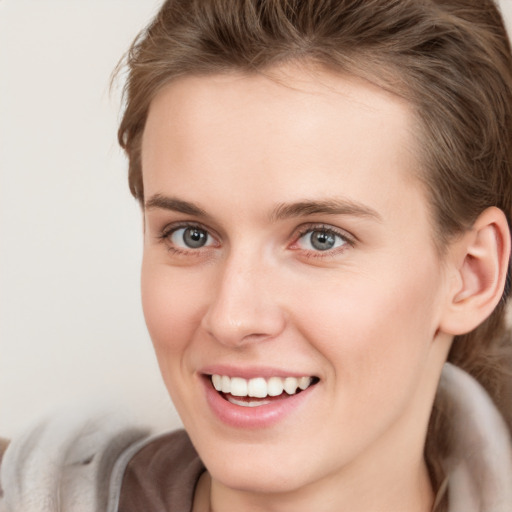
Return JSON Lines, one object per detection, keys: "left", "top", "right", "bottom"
{"left": 290, "top": 223, "right": 355, "bottom": 258}
{"left": 158, "top": 222, "right": 218, "bottom": 256}
{"left": 157, "top": 222, "right": 355, "bottom": 257}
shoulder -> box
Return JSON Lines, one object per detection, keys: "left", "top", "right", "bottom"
{"left": 0, "top": 438, "right": 9, "bottom": 467}
{"left": 0, "top": 410, "right": 151, "bottom": 512}
{"left": 116, "top": 429, "right": 205, "bottom": 512}
{"left": 0, "top": 438, "right": 9, "bottom": 500}
{"left": 437, "top": 363, "right": 512, "bottom": 510}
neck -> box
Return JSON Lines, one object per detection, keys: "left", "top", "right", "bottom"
{"left": 197, "top": 456, "right": 434, "bottom": 512}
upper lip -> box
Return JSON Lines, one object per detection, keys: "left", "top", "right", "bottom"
{"left": 199, "top": 365, "right": 318, "bottom": 380}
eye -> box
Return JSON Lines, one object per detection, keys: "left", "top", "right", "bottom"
{"left": 168, "top": 226, "right": 215, "bottom": 249}
{"left": 295, "top": 227, "right": 348, "bottom": 252}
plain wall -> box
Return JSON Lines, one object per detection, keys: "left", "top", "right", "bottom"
{"left": 1, "top": 0, "right": 512, "bottom": 439}
{"left": 0, "top": 0, "right": 182, "bottom": 438}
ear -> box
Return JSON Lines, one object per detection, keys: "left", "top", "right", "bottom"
{"left": 439, "top": 207, "right": 511, "bottom": 336}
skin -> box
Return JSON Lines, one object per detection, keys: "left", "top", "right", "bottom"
{"left": 140, "top": 65, "right": 457, "bottom": 512}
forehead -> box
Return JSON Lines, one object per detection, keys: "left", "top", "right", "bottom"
{"left": 144, "top": 65, "right": 416, "bottom": 158}
{"left": 142, "top": 65, "right": 426, "bottom": 226}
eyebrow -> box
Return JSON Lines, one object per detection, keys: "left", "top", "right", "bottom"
{"left": 145, "top": 194, "right": 382, "bottom": 222}
{"left": 270, "top": 199, "right": 382, "bottom": 222}
{"left": 145, "top": 194, "right": 209, "bottom": 217}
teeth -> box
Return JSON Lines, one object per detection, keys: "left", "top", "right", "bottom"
{"left": 247, "top": 377, "right": 267, "bottom": 398}
{"left": 221, "top": 375, "right": 231, "bottom": 394}
{"left": 299, "top": 376, "right": 311, "bottom": 390}
{"left": 230, "top": 377, "right": 248, "bottom": 397}
{"left": 267, "top": 377, "right": 284, "bottom": 396}
{"left": 227, "top": 396, "right": 272, "bottom": 407}
{"left": 284, "top": 377, "right": 298, "bottom": 395}
{"left": 212, "top": 374, "right": 222, "bottom": 391}
{"left": 211, "top": 374, "right": 314, "bottom": 398}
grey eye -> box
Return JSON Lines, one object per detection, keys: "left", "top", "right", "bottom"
{"left": 296, "top": 228, "right": 347, "bottom": 252}
{"left": 310, "top": 230, "right": 337, "bottom": 251}
{"left": 170, "top": 227, "right": 211, "bottom": 249}
{"left": 183, "top": 227, "right": 208, "bottom": 248}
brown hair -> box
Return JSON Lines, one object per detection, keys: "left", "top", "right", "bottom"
{"left": 117, "top": 0, "right": 512, "bottom": 503}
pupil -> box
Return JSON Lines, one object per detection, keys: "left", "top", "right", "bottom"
{"left": 183, "top": 228, "right": 207, "bottom": 248}
{"left": 311, "top": 231, "right": 335, "bottom": 251}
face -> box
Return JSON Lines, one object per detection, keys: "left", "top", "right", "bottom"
{"left": 141, "top": 66, "right": 452, "bottom": 497}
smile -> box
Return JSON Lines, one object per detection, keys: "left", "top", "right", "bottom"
{"left": 202, "top": 371, "right": 320, "bottom": 427}
{"left": 210, "top": 374, "right": 319, "bottom": 407}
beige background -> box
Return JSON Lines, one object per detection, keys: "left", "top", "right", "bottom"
{"left": 1, "top": 0, "right": 512, "bottom": 438}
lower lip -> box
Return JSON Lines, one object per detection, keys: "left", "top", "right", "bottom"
{"left": 202, "top": 376, "right": 316, "bottom": 428}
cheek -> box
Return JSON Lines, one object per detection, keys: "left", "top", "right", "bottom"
{"left": 293, "top": 257, "right": 443, "bottom": 399}
{"left": 140, "top": 259, "right": 209, "bottom": 414}
{"left": 141, "top": 258, "right": 204, "bottom": 358}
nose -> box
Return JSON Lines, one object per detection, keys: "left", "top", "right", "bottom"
{"left": 201, "top": 251, "right": 286, "bottom": 347}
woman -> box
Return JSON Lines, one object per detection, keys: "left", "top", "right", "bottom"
{"left": 1, "top": 1, "right": 511, "bottom": 511}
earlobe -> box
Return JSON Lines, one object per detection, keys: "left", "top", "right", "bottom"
{"left": 439, "top": 207, "right": 511, "bottom": 336}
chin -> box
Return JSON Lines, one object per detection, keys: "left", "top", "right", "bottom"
{"left": 209, "top": 458, "right": 309, "bottom": 495}
{"left": 193, "top": 433, "right": 330, "bottom": 495}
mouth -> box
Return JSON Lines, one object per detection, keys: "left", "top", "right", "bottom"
{"left": 208, "top": 374, "right": 320, "bottom": 408}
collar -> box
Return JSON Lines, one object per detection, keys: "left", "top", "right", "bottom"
{"left": 434, "top": 363, "right": 512, "bottom": 511}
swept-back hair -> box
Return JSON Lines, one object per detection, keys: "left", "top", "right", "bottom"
{"left": 117, "top": 0, "right": 512, "bottom": 500}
